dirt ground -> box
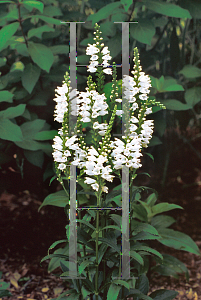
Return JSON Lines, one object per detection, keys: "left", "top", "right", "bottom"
{"left": 0, "top": 127, "right": 201, "bottom": 300}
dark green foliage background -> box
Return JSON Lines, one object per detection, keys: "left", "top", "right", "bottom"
{"left": 0, "top": 0, "right": 201, "bottom": 193}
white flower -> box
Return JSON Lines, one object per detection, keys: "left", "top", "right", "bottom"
{"left": 86, "top": 44, "right": 99, "bottom": 55}
{"left": 103, "top": 68, "right": 112, "bottom": 75}
{"left": 91, "top": 183, "right": 99, "bottom": 191}
{"left": 84, "top": 177, "right": 96, "bottom": 184}
{"left": 58, "top": 163, "right": 66, "bottom": 170}
{"left": 102, "top": 186, "right": 109, "bottom": 193}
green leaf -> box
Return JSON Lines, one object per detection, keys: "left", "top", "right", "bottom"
{"left": 0, "top": 22, "right": 19, "bottom": 50}
{"left": 78, "top": 260, "right": 94, "bottom": 276}
{"left": 130, "top": 250, "right": 144, "bottom": 265}
{"left": 28, "top": 42, "right": 54, "bottom": 73}
{"left": 105, "top": 33, "right": 122, "bottom": 58}
{"left": 149, "top": 289, "right": 178, "bottom": 300}
{"left": 0, "top": 91, "right": 13, "bottom": 103}
{"left": 184, "top": 87, "right": 201, "bottom": 107}
{"left": 153, "top": 254, "right": 189, "bottom": 281}
{"left": 107, "top": 283, "right": 121, "bottom": 300}
{"left": 86, "top": 2, "right": 121, "bottom": 27}
{"left": 10, "top": 61, "right": 24, "bottom": 72}
{"left": 151, "top": 215, "right": 176, "bottom": 229}
{"left": 112, "top": 279, "right": 130, "bottom": 290}
{"left": 0, "top": 104, "right": 26, "bottom": 119}
{"left": 88, "top": 237, "right": 120, "bottom": 254}
{"left": 46, "top": 245, "right": 69, "bottom": 273}
{"left": 131, "top": 221, "right": 159, "bottom": 236}
{"left": 18, "top": 119, "right": 46, "bottom": 139}
{"left": 27, "top": 14, "right": 63, "bottom": 25}
{"left": 149, "top": 135, "right": 162, "bottom": 147}
{"left": 38, "top": 190, "right": 69, "bottom": 211}
{"left": 158, "top": 228, "right": 201, "bottom": 255}
{"left": 22, "top": 63, "right": 41, "bottom": 94}
{"left": 131, "top": 245, "right": 163, "bottom": 260}
{"left": 178, "top": 0, "right": 201, "bottom": 19}
{"left": 121, "top": 0, "right": 133, "bottom": 12}
{"left": 48, "top": 239, "right": 68, "bottom": 255}
{"left": 130, "top": 19, "right": 155, "bottom": 46}
{"left": 0, "top": 119, "right": 23, "bottom": 141}
{"left": 178, "top": 64, "right": 201, "bottom": 78}
{"left": 0, "top": 57, "right": 7, "bottom": 68}
{"left": 131, "top": 203, "right": 148, "bottom": 222}
{"left": 22, "top": 0, "right": 44, "bottom": 13}
{"left": 28, "top": 25, "right": 54, "bottom": 39}
{"left": 49, "top": 45, "right": 69, "bottom": 55}
{"left": 99, "top": 225, "right": 121, "bottom": 232}
{"left": 123, "top": 288, "right": 153, "bottom": 300}
{"left": 145, "top": 193, "right": 157, "bottom": 206}
{"left": 109, "top": 214, "right": 122, "bottom": 228}
{"left": 33, "top": 130, "right": 58, "bottom": 140}
{"left": 160, "top": 99, "right": 192, "bottom": 111}
{"left": 71, "top": 219, "right": 96, "bottom": 232}
{"left": 142, "top": 0, "right": 191, "bottom": 18}
{"left": 24, "top": 149, "right": 44, "bottom": 168}
{"left": 131, "top": 231, "right": 160, "bottom": 241}
{"left": 43, "top": 5, "right": 63, "bottom": 17}
{"left": 152, "top": 203, "right": 183, "bottom": 216}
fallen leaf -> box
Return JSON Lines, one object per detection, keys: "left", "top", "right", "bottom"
{"left": 42, "top": 287, "right": 49, "bottom": 292}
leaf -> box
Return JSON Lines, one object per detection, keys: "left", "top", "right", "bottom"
{"left": 78, "top": 260, "right": 94, "bottom": 276}
{"left": 48, "top": 239, "right": 68, "bottom": 255}
{"left": 0, "top": 57, "right": 7, "bottom": 68}
{"left": 105, "top": 33, "right": 122, "bottom": 58}
{"left": 0, "top": 119, "right": 23, "bottom": 142}
{"left": 112, "top": 279, "right": 130, "bottom": 290}
{"left": 179, "top": 0, "right": 201, "bottom": 19}
{"left": 18, "top": 119, "right": 46, "bottom": 139}
{"left": 131, "top": 203, "right": 148, "bottom": 222}
{"left": 47, "top": 245, "right": 69, "bottom": 273}
{"left": 123, "top": 288, "right": 153, "bottom": 300}
{"left": 184, "top": 87, "right": 201, "bottom": 107}
{"left": 0, "top": 22, "right": 19, "bottom": 50}
{"left": 0, "top": 104, "right": 26, "bottom": 119}
{"left": 121, "top": 0, "right": 133, "bottom": 12}
{"left": 28, "top": 25, "right": 54, "bottom": 39}
{"left": 149, "top": 289, "right": 179, "bottom": 300}
{"left": 99, "top": 225, "right": 121, "bottom": 232}
{"left": 178, "top": 65, "right": 201, "bottom": 78}
{"left": 161, "top": 99, "right": 192, "bottom": 111}
{"left": 24, "top": 149, "right": 44, "bottom": 168}
{"left": 131, "top": 245, "right": 163, "bottom": 260}
{"left": 10, "top": 61, "right": 24, "bottom": 72}
{"left": 88, "top": 237, "right": 120, "bottom": 254}
{"left": 142, "top": 0, "right": 191, "bottom": 18}
{"left": 49, "top": 45, "right": 69, "bottom": 55}
{"left": 86, "top": 2, "right": 121, "bottom": 27}
{"left": 109, "top": 214, "right": 122, "bottom": 228}
{"left": 22, "top": 63, "right": 41, "bottom": 94}
{"left": 28, "top": 42, "right": 54, "bottom": 73}
{"left": 28, "top": 14, "right": 63, "bottom": 25}
{"left": 0, "top": 91, "right": 13, "bottom": 103}
{"left": 158, "top": 228, "right": 201, "bottom": 255}
{"left": 130, "top": 19, "right": 155, "bottom": 46}
{"left": 152, "top": 203, "right": 183, "bottom": 216}
{"left": 33, "top": 130, "right": 58, "bottom": 140}
{"left": 38, "top": 190, "right": 69, "bottom": 211}
{"left": 130, "top": 250, "right": 144, "bottom": 265}
{"left": 131, "top": 221, "right": 159, "bottom": 236}
{"left": 107, "top": 283, "right": 121, "bottom": 300}
{"left": 131, "top": 231, "right": 160, "bottom": 241}
{"left": 22, "top": 0, "right": 44, "bottom": 13}
{"left": 154, "top": 254, "right": 189, "bottom": 281}
{"left": 71, "top": 219, "right": 96, "bottom": 232}
{"left": 149, "top": 135, "right": 162, "bottom": 147}
{"left": 43, "top": 5, "right": 63, "bottom": 17}
{"left": 151, "top": 215, "right": 176, "bottom": 229}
